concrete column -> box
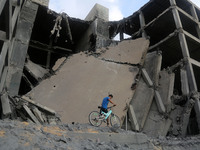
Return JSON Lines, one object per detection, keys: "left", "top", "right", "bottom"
{"left": 190, "top": 4, "right": 200, "bottom": 38}
{"left": 6, "top": 1, "right": 39, "bottom": 96}
{"left": 180, "top": 68, "right": 189, "bottom": 96}
{"left": 139, "top": 11, "right": 148, "bottom": 39}
{"left": 170, "top": 0, "right": 200, "bottom": 132}
{"left": 120, "top": 32, "right": 124, "bottom": 41}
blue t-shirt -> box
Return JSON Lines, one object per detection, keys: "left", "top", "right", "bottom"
{"left": 101, "top": 97, "right": 110, "bottom": 109}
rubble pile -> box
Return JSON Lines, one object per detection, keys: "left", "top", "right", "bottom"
{"left": 1, "top": 0, "right": 200, "bottom": 149}
{"left": 0, "top": 91, "right": 60, "bottom": 125}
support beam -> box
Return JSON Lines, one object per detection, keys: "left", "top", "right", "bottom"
{"left": 180, "top": 68, "right": 190, "bottom": 96}
{"left": 6, "top": 1, "right": 39, "bottom": 96}
{"left": 189, "top": 58, "right": 200, "bottom": 68}
{"left": 190, "top": 4, "right": 200, "bottom": 39}
{"left": 158, "top": 71, "right": 175, "bottom": 113}
{"left": 177, "top": 6, "right": 200, "bottom": 27}
{"left": 12, "top": 2, "right": 22, "bottom": 34}
{"left": 0, "top": 92, "right": 12, "bottom": 117}
{"left": 0, "top": 0, "right": 6, "bottom": 15}
{"left": 0, "top": 67, "right": 8, "bottom": 92}
{"left": 139, "top": 11, "right": 148, "bottom": 39}
{"left": 155, "top": 90, "right": 166, "bottom": 113}
{"left": 0, "top": 30, "right": 7, "bottom": 41}
{"left": 120, "top": 32, "right": 124, "bottom": 41}
{"left": 181, "top": 98, "right": 195, "bottom": 137}
{"left": 5, "top": 0, "right": 12, "bottom": 40}
{"left": 128, "top": 105, "right": 140, "bottom": 131}
{"left": 0, "top": 42, "right": 8, "bottom": 78}
{"left": 141, "top": 68, "right": 153, "bottom": 87}
{"left": 23, "top": 104, "right": 41, "bottom": 124}
{"left": 21, "top": 96, "right": 56, "bottom": 115}
{"left": 170, "top": 0, "right": 200, "bottom": 131}
{"left": 148, "top": 31, "right": 177, "bottom": 51}
{"left": 183, "top": 29, "right": 200, "bottom": 44}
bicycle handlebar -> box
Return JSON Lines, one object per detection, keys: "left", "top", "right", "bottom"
{"left": 107, "top": 105, "right": 116, "bottom": 109}
{"left": 98, "top": 105, "right": 116, "bottom": 109}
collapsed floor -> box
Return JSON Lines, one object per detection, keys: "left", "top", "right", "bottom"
{"left": 1, "top": 0, "right": 200, "bottom": 148}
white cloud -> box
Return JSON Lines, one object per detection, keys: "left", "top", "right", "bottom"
{"left": 49, "top": 0, "right": 200, "bottom": 21}
{"left": 49, "top": 0, "right": 123, "bottom": 21}
{"left": 190, "top": 0, "right": 200, "bottom": 8}
{"left": 109, "top": 6, "right": 123, "bottom": 21}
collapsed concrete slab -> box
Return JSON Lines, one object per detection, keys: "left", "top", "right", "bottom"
{"left": 129, "top": 51, "right": 162, "bottom": 131}
{"left": 143, "top": 101, "right": 172, "bottom": 137}
{"left": 158, "top": 70, "right": 175, "bottom": 113}
{"left": 27, "top": 52, "right": 137, "bottom": 123}
{"left": 0, "top": 92, "right": 12, "bottom": 117}
{"left": 25, "top": 59, "right": 48, "bottom": 80}
{"left": 27, "top": 38, "right": 149, "bottom": 123}
{"left": 98, "top": 38, "right": 149, "bottom": 65}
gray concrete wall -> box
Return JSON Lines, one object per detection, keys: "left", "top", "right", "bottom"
{"left": 85, "top": 4, "right": 109, "bottom": 21}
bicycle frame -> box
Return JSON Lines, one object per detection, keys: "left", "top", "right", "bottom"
{"left": 101, "top": 109, "right": 112, "bottom": 119}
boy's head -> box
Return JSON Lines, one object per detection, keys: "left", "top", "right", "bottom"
{"left": 109, "top": 94, "right": 113, "bottom": 99}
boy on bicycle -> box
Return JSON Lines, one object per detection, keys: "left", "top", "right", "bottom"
{"left": 101, "top": 94, "right": 116, "bottom": 126}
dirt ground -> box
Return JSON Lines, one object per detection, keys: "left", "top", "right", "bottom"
{"left": 0, "top": 120, "right": 200, "bottom": 150}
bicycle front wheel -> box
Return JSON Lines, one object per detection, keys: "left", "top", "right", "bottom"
{"left": 89, "top": 111, "right": 102, "bottom": 127}
{"left": 110, "top": 114, "right": 121, "bottom": 127}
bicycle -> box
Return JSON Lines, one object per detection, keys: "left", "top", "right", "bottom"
{"left": 88, "top": 106, "right": 121, "bottom": 127}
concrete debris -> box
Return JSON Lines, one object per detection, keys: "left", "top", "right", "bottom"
{"left": 52, "top": 57, "right": 67, "bottom": 72}
{"left": 98, "top": 38, "right": 149, "bottom": 65}
{"left": 1, "top": 0, "right": 200, "bottom": 149}
{"left": 0, "top": 92, "right": 12, "bottom": 117}
{"left": 24, "top": 59, "right": 49, "bottom": 81}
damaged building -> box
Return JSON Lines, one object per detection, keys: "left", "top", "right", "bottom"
{"left": 1, "top": 0, "right": 200, "bottom": 140}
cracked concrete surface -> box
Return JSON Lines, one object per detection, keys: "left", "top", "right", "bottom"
{"left": 27, "top": 38, "right": 149, "bottom": 124}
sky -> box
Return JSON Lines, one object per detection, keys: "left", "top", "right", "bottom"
{"left": 49, "top": 0, "right": 200, "bottom": 21}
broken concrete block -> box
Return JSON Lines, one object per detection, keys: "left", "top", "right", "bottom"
{"left": 143, "top": 101, "right": 172, "bottom": 137}
{"left": 129, "top": 78, "right": 154, "bottom": 130}
{"left": 181, "top": 99, "right": 195, "bottom": 137}
{"left": 180, "top": 68, "right": 189, "bottom": 96}
{"left": 158, "top": 71, "right": 175, "bottom": 113}
{"left": 23, "top": 104, "right": 40, "bottom": 124}
{"left": 169, "top": 105, "right": 184, "bottom": 136}
{"left": 0, "top": 92, "right": 12, "bottom": 116}
{"left": 21, "top": 96, "right": 56, "bottom": 115}
{"left": 52, "top": 57, "right": 66, "bottom": 72}
{"left": 128, "top": 105, "right": 139, "bottom": 131}
{"left": 99, "top": 38, "right": 149, "bottom": 65}
{"left": 144, "top": 51, "right": 162, "bottom": 86}
{"left": 141, "top": 68, "right": 153, "bottom": 87}
{"left": 25, "top": 59, "right": 48, "bottom": 80}
{"left": 155, "top": 90, "right": 166, "bottom": 113}
{"left": 27, "top": 52, "right": 138, "bottom": 123}
{"left": 32, "top": 107, "right": 44, "bottom": 124}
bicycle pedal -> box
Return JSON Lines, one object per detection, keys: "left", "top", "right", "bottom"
{"left": 103, "top": 119, "right": 106, "bottom": 123}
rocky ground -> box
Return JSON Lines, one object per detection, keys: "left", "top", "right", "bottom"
{"left": 0, "top": 120, "right": 200, "bottom": 150}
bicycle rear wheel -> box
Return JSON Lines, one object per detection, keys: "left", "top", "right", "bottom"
{"left": 89, "top": 111, "right": 102, "bottom": 127}
{"left": 110, "top": 114, "right": 121, "bottom": 127}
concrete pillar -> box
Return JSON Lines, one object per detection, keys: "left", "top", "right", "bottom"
{"left": 170, "top": 0, "right": 200, "bottom": 132}
{"left": 190, "top": 4, "right": 200, "bottom": 39}
{"left": 6, "top": 1, "right": 38, "bottom": 96}
{"left": 139, "top": 11, "right": 148, "bottom": 39}
{"left": 158, "top": 71, "right": 175, "bottom": 112}
{"left": 180, "top": 68, "right": 190, "bottom": 96}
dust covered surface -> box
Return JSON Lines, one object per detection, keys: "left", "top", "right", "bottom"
{"left": 0, "top": 120, "right": 150, "bottom": 150}
{"left": 0, "top": 120, "right": 200, "bottom": 150}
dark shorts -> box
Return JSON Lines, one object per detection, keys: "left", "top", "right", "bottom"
{"left": 100, "top": 107, "right": 108, "bottom": 114}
